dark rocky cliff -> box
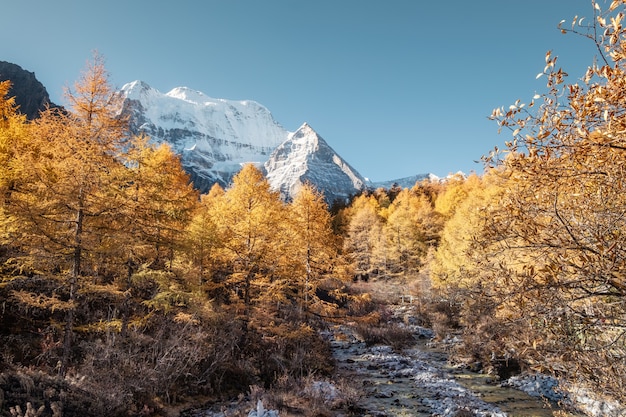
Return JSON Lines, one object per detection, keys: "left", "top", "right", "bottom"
{"left": 0, "top": 61, "right": 60, "bottom": 119}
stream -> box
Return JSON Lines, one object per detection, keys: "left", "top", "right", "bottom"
{"left": 187, "top": 306, "right": 589, "bottom": 417}
{"left": 329, "top": 306, "right": 585, "bottom": 417}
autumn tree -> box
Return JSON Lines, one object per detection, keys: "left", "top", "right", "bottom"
{"left": 286, "top": 183, "right": 338, "bottom": 317}
{"left": 384, "top": 189, "right": 441, "bottom": 276}
{"left": 123, "top": 136, "right": 198, "bottom": 271}
{"left": 0, "top": 81, "right": 25, "bottom": 190}
{"left": 0, "top": 81, "right": 29, "bottom": 248}
{"left": 430, "top": 173, "right": 502, "bottom": 289}
{"left": 432, "top": 173, "right": 476, "bottom": 220}
{"left": 184, "top": 183, "right": 223, "bottom": 288}
{"left": 13, "top": 54, "right": 128, "bottom": 276}
{"left": 474, "top": 1, "right": 626, "bottom": 401}
{"left": 211, "top": 164, "right": 285, "bottom": 317}
{"left": 6, "top": 53, "right": 132, "bottom": 375}
{"left": 342, "top": 194, "right": 385, "bottom": 280}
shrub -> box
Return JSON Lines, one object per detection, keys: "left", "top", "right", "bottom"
{"left": 424, "top": 295, "right": 463, "bottom": 340}
{"left": 254, "top": 375, "right": 362, "bottom": 417}
{"left": 354, "top": 322, "right": 415, "bottom": 350}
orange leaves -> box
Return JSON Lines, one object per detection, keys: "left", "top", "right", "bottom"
{"left": 609, "top": 0, "right": 623, "bottom": 12}
{"left": 543, "top": 50, "right": 556, "bottom": 74}
{"left": 479, "top": 0, "right": 626, "bottom": 397}
{"left": 0, "top": 80, "right": 18, "bottom": 127}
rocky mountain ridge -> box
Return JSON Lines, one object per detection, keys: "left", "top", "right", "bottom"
{"left": 264, "top": 122, "right": 366, "bottom": 203}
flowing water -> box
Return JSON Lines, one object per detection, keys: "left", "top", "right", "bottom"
{"left": 330, "top": 321, "right": 585, "bottom": 417}
{"left": 186, "top": 306, "right": 590, "bottom": 417}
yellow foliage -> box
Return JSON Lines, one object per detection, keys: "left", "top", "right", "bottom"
{"left": 434, "top": 173, "right": 481, "bottom": 219}
{"left": 357, "top": 311, "right": 381, "bottom": 326}
{"left": 74, "top": 319, "right": 123, "bottom": 333}
{"left": 343, "top": 196, "right": 384, "bottom": 278}
{"left": 283, "top": 183, "right": 339, "bottom": 312}
{"left": 10, "top": 290, "right": 74, "bottom": 312}
{"left": 430, "top": 170, "right": 506, "bottom": 289}
{"left": 124, "top": 136, "right": 199, "bottom": 266}
{"left": 385, "top": 189, "right": 442, "bottom": 275}
{"left": 173, "top": 312, "right": 199, "bottom": 325}
{"left": 207, "top": 164, "right": 287, "bottom": 311}
{"left": 466, "top": 3, "right": 626, "bottom": 402}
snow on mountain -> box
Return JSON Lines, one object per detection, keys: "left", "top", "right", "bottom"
{"left": 368, "top": 174, "right": 440, "bottom": 190}
{"left": 265, "top": 123, "right": 366, "bottom": 204}
{"left": 119, "top": 81, "right": 289, "bottom": 191}
{"left": 120, "top": 80, "right": 427, "bottom": 203}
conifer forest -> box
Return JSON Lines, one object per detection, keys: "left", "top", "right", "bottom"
{"left": 1, "top": 2, "right": 626, "bottom": 416}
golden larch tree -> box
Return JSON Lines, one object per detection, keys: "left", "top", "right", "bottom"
{"left": 286, "top": 183, "right": 338, "bottom": 317}
{"left": 342, "top": 194, "right": 385, "bottom": 280}
{"left": 7, "top": 54, "right": 131, "bottom": 375}
{"left": 211, "top": 164, "right": 285, "bottom": 316}
{"left": 384, "top": 189, "right": 441, "bottom": 276}
{"left": 123, "top": 136, "right": 199, "bottom": 270}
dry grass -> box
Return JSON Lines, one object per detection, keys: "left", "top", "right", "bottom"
{"left": 353, "top": 322, "right": 416, "bottom": 350}
{"left": 250, "top": 374, "right": 362, "bottom": 417}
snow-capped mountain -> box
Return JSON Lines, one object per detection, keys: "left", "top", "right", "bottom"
{"left": 265, "top": 123, "right": 366, "bottom": 204}
{"left": 119, "top": 81, "right": 367, "bottom": 202}
{"left": 369, "top": 174, "right": 440, "bottom": 190}
{"left": 120, "top": 81, "right": 289, "bottom": 191}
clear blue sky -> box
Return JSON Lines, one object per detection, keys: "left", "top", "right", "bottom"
{"left": 2, "top": 0, "right": 598, "bottom": 181}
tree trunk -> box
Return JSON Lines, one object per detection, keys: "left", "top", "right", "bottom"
{"left": 61, "top": 195, "right": 84, "bottom": 376}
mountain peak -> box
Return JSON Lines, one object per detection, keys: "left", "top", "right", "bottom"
{"left": 123, "top": 80, "right": 152, "bottom": 91}
{"left": 120, "top": 80, "right": 161, "bottom": 102}
{"left": 265, "top": 123, "right": 366, "bottom": 204}
{"left": 166, "top": 86, "right": 213, "bottom": 104}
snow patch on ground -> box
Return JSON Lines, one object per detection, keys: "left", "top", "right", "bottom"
{"left": 247, "top": 400, "right": 279, "bottom": 417}
{"left": 502, "top": 373, "right": 565, "bottom": 402}
{"left": 564, "top": 384, "right": 626, "bottom": 417}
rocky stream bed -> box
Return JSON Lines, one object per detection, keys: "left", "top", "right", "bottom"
{"left": 329, "top": 321, "right": 579, "bottom": 417}
{"left": 187, "top": 305, "right": 593, "bottom": 417}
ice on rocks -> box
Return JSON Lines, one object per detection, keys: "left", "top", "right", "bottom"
{"left": 247, "top": 400, "right": 279, "bottom": 417}
{"left": 333, "top": 327, "right": 507, "bottom": 417}
{"left": 502, "top": 372, "right": 565, "bottom": 402}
